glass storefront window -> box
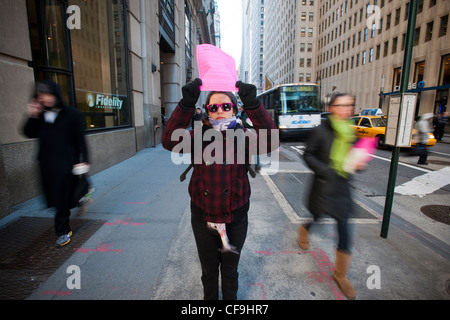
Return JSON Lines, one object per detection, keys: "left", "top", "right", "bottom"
{"left": 69, "top": 0, "right": 130, "bottom": 130}
{"left": 27, "top": 0, "right": 131, "bottom": 131}
{"left": 27, "top": 0, "right": 75, "bottom": 106}
{"left": 44, "top": 2, "right": 70, "bottom": 70}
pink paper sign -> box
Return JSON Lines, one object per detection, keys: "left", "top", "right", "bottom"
{"left": 197, "top": 44, "right": 238, "bottom": 92}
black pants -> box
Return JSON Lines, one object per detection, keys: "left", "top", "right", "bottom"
{"left": 41, "top": 166, "right": 72, "bottom": 237}
{"left": 417, "top": 143, "right": 428, "bottom": 164}
{"left": 190, "top": 202, "right": 249, "bottom": 300}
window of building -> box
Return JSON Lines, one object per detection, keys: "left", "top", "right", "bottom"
{"left": 404, "top": 2, "right": 409, "bottom": 21}
{"left": 414, "top": 61, "right": 425, "bottom": 84}
{"left": 185, "top": 2, "right": 192, "bottom": 63}
{"left": 300, "top": 43, "right": 305, "bottom": 52}
{"left": 417, "top": 0, "right": 423, "bottom": 14}
{"left": 392, "top": 37, "right": 398, "bottom": 54}
{"left": 386, "top": 13, "right": 391, "bottom": 30}
{"left": 413, "top": 27, "right": 421, "bottom": 46}
{"left": 439, "top": 54, "right": 450, "bottom": 85}
{"left": 69, "top": 0, "right": 131, "bottom": 130}
{"left": 439, "top": 14, "right": 448, "bottom": 37}
{"left": 392, "top": 67, "right": 401, "bottom": 91}
{"left": 27, "top": 0, "right": 74, "bottom": 107}
{"left": 395, "top": 8, "right": 400, "bottom": 26}
{"left": 425, "top": 21, "right": 433, "bottom": 42}
{"left": 27, "top": 0, "right": 131, "bottom": 131}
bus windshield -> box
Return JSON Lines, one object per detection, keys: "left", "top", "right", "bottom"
{"left": 280, "top": 86, "right": 320, "bottom": 114}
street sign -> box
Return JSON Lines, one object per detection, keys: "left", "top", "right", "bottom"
{"left": 385, "top": 93, "right": 417, "bottom": 147}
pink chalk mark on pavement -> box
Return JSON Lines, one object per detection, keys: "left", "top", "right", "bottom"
{"left": 74, "top": 242, "right": 124, "bottom": 253}
{"left": 255, "top": 248, "right": 344, "bottom": 300}
{"left": 244, "top": 283, "right": 267, "bottom": 300}
{"left": 104, "top": 218, "right": 146, "bottom": 226}
{"left": 41, "top": 290, "right": 72, "bottom": 296}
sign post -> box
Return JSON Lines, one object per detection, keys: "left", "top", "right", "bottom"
{"left": 380, "top": 0, "right": 418, "bottom": 239}
{"left": 385, "top": 93, "right": 417, "bottom": 148}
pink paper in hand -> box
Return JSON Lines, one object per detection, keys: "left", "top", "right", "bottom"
{"left": 197, "top": 44, "right": 238, "bottom": 92}
{"left": 353, "top": 137, "right": 378, "bottom": 161}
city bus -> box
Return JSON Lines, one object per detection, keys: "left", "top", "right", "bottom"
{"left": 257, "top": 83, "right": 321, "bottom": 139}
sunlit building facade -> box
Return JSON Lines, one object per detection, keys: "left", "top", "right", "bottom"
{"left": 316, "top": 0, "right": 450, "bottom": 115}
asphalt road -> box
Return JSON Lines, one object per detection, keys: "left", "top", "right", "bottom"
{"left": 280, "top": 139, "right": 450, "bottom": 245}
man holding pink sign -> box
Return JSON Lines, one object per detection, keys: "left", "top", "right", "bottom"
{"left": 162, "top": 45, "right": 277, "bottom": 300}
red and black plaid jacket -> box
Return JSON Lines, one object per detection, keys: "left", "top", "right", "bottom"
{"left": 162, "top": 102, "right": 277, "bottom": 223}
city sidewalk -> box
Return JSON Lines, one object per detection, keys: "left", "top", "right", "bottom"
{"left": 0, "top": 145, "right": 449, "bottom": 301}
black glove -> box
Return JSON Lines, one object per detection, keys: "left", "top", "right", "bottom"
{"left": 236, "top": 81, "right": 259, "bottom": 109}
{"left": 181, "top": 78, "right": 202, "bottom": 109}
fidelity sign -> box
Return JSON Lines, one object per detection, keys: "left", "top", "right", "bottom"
{"left": 86, "top": 93, "right": 124, "bottom": 110}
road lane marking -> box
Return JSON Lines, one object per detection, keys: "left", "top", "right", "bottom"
{"left": 370, "top": 154, "right": 432, "bottom": 173}
{"left": 429, "top": 150, "right": 450, "bottom": 157}
{"left": 262, "top": 174, "right": 379, "bottom": 225}
{"left": 394, "top": 166, "right": 450, "bottom": 197}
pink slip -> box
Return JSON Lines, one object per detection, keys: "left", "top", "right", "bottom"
{"left": 197, "top": 44, "right": 238, "bottom": 92}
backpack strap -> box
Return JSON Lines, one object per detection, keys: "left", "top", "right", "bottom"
{"left": 180, "top": 163, "right": 194, "bottom": 182}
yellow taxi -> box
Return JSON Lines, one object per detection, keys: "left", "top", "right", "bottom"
{"left": 350, "top": 116, "right": 436, "bottom": 149}
{"left": 411, "top": 129, "right": 437, "bottom": 147}
{"left": 350, "top": 116, "right": 388, "bottom": 148}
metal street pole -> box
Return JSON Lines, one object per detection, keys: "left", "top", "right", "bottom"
{"left": 380, "top": 0, "right": 418, "bottom": 238}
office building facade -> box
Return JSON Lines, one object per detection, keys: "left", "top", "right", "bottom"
{"left": 0, "top": 0, "right": 217, "bottom": 218}
{"left": 244, "top": 0, "right": 449, "bottom": 115}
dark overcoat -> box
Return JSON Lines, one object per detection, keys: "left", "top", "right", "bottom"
{"left": 303, "top": 119, "right": 353, "bottom": 218}
{"left": 23, "top": 81, "right": 88, "bottom": 209}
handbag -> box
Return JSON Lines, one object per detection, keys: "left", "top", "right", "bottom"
{"left": 71, "top": 174, "right": 91, "bottom": 208}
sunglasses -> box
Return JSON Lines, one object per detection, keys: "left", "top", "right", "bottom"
{"left": 206, "top": 103, "right": 235, "bottom": 113}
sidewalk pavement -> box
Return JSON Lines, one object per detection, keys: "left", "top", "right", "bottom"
{"left": 438, "top": 133, "right": 450, "bottom": 144}
{"left": 1, "top": 144, "right": 449, "bottom": 301}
